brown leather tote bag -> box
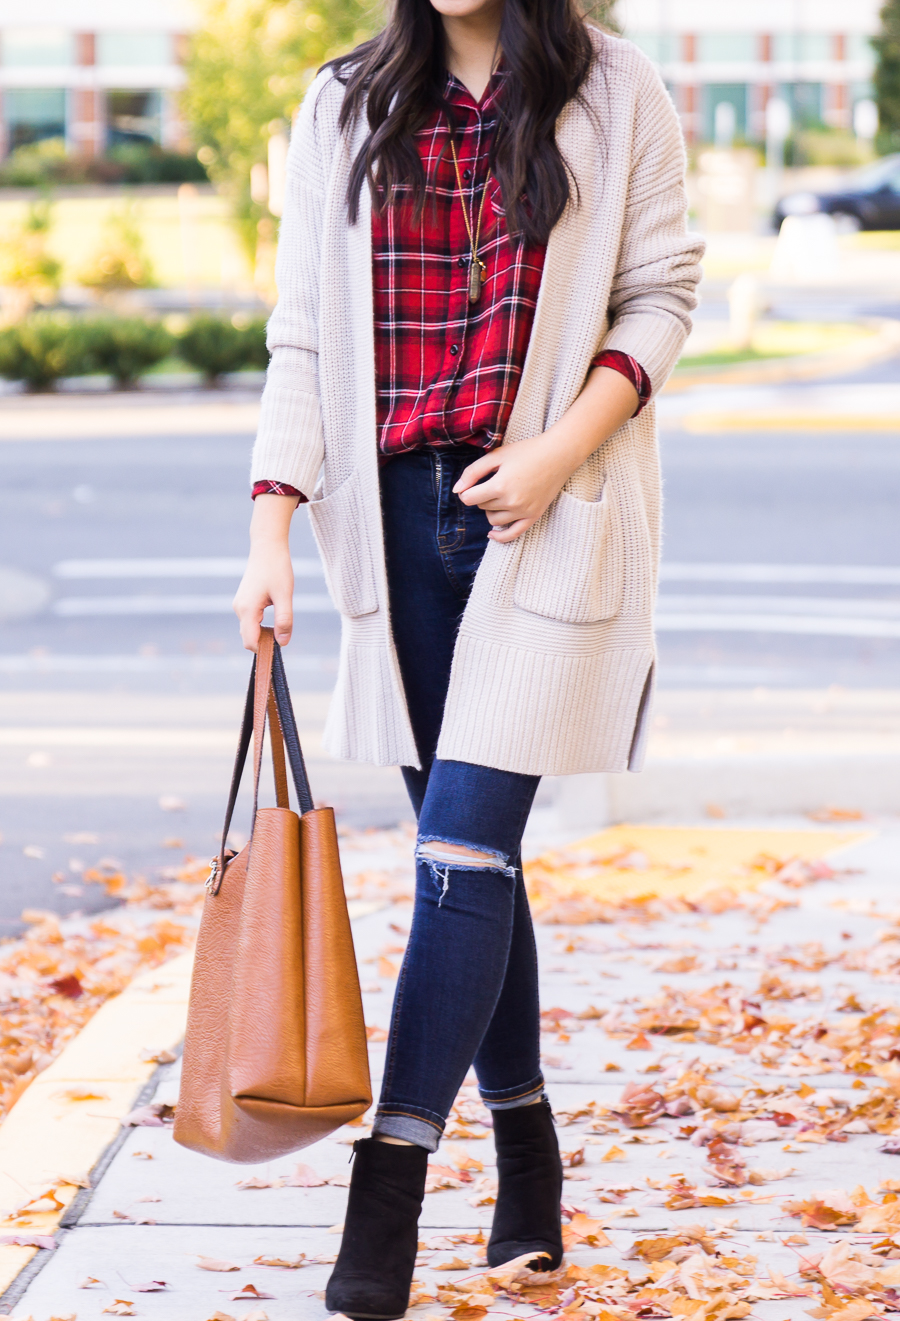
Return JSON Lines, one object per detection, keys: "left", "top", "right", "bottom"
{"left": 174, "top": 628, "right": 372, "bottom": 1162}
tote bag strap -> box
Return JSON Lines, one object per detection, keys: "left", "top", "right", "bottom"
{"left": 271, "top": 639, "right": 315, "bottom": 814}
{"left": 210, "top": 627, "right": 308, "bottom": 894}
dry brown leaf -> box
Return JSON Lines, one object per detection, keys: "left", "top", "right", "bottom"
{"left": 230, "top": 1283, "right": 276, "bottom": 1300}
{"left": 253, "top": 1253, "right": 307, "bottom": 1268}
{"left": 285, "top": 1163, "right": 326, "bottom": 1187}
{"left": 602, "top": 1145, "right": 626, "bottom": 1162}
{"left": 131, "top": 1280, "right": 168, "bottom": 1291}
{"left": 235, "top": 1175, "right": 284, "bottom": 1190}
{"left": 138, "top": 1047, "right": 177, "bottom": 1064}
{"left": 197, "top": 1255, "right": 241, "bottom": 1271}
{"left": 561, "top": 1146, "right": 585, "bottom": 1167}
{"left": 54, "top": 1085, "right": 109, "bottom": 1102}
{"left": 0, "top": 1233, "right": 56, "bottom": 1249}
{"left": 101, "top": 1302, "right": 135, "bottom": 1316}
{"left": 78, "top": 1276, "right": 105, "bottom": 1288}
{"left": 611, "top": 1082, "right": 666, "bottom": 1128}
{"left": 121, "top": 1102, "right": 175, "bottom": 1127}
{"left": 562, "top": 1213, "right": 612, "bottom": 1248}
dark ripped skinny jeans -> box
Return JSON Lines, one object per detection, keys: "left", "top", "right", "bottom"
{"left": 373, "top": 446, "right": 544, "bottom": 1152}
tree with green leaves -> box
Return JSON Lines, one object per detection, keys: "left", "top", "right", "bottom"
{"left": 874, "top": 0, "right": 900, "bottom": 153}
{"left": 182, "top": 0, "right": 381, "bottom": 263}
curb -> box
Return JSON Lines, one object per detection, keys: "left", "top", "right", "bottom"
{"left": 0, "top": 898, "right": 382, "bottom": 1303}
{"left": 665, "top": 316, "right": 900, "bottom": 392}
{"left": 0, "top": 951, "right": 194, "bottom": 1297}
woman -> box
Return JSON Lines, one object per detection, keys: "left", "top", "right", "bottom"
{"left": 234, "top": 0, "right": 703, "bottom": 1314}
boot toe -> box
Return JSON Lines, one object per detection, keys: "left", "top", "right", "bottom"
{"left": 326, "top": 1274, "right": 410, "bottom": 1320}
{"left": 486, "top": 1238, "right": 562, "bottom": 1271}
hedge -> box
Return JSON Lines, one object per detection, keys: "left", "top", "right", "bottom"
{"left": 0, "top": 312, "right": 269, "bottom": 390}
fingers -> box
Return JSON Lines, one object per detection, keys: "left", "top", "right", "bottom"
{"left": 488, "top": 517, "right": 534, "bottom": 543}
{"left": 272, "top": 594, "right": 293, "bottom": 647}
{"left": 234, "top": 595, "right": 264, "bottom": 653}
{"left": 453, "top": 453, "right": 500, "bottom": 494}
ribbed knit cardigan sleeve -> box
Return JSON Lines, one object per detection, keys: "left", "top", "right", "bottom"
{"left": 602, "top": 53, "right": 705, "bottom": 394}
{"left": 250, "top": 72, "right": 332, "bottom": 498}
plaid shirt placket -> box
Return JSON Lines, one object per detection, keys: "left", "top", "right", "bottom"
{"left": 253, "top": 75, "right": 648, "bottom": 502}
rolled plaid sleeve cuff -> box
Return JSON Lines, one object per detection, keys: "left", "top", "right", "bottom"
{"left": 251, "top": 480, "right": 308, "bottom": 503}
{"left": 590, "top": 349, "right": 652, "bottom": 417}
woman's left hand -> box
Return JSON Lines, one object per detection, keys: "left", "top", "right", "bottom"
{"left": 452, "top": 431, "right": 579, "bottom": 543}
{"left": 452, "top": 364, "right": 641, "bottom": 542}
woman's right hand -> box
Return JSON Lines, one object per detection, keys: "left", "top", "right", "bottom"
{"left": 233, "top": 493, "right": 299, "bottom": 652}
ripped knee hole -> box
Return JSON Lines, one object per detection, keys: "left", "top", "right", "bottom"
{"left": 417, "top": 841, "right": 504, "bottom": 869}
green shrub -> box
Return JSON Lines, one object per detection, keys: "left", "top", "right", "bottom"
{"left": 177, "top": 313, "right": 251, "bottom": 383}
{"left": 0, "top": 314, "right": 91, "bottom": 391}
{"left": 232, "top": 313, "right": 270, "bottom": 369}
{"left": 0, "top": 139, "right": 208, "bottom": 187}
{"left": 83, "top": 317, "right": 174, "bottom": 387}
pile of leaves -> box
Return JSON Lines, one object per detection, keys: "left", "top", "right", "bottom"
{"left": 0, "top": 859, "right": 205, "bottom": 1123}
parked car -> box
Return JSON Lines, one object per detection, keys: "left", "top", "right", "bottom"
{"left": 774, "top": 154, "right": 900, "bottom": 231}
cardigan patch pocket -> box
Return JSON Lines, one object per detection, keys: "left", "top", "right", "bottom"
{"left": 307, "top": 467, "right": 378, "bottom": 618}
{"left": 513, "top": 486, "right": 623, "bottom": 625}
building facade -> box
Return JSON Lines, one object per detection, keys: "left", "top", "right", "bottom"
{"left": 617, "top": 0, "right": 879, "bottom": 145}
{"left": 0, "top": 0, "right": 198, "bottom": 158}
{"left": 0, "top": 0, "right": 883, "bottom": 160}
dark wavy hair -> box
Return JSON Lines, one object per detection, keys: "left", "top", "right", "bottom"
{"left": 325, "top": 0, "right": 596, "bottom": 245}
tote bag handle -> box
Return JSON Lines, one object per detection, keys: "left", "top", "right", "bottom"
{"left": 210, "top": 628, "right": 314, "bottom": 894}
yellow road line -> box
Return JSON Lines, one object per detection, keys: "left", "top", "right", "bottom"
{"left": 682, "top": 413, "right": 900, "bottom": 433}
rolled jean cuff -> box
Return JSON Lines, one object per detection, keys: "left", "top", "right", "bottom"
{"left": 480, "top": 1074, "right": 545, "bottom": 1111}
{"left": 373, "top": 1110, "right": 443, "bottom": 1153}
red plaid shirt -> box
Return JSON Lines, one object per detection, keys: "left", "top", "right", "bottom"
{"left": 254, "top": 72, "right": 648, "bottom": 501}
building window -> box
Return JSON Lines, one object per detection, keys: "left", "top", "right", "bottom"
{"left": 1, "top": 27, "right": 73, "bottom": 66}
{"left": 626, "top": 32, "right": 679, "bottom": 63}
{"left": 703, "top": 84, "right": 748, "bottom": 142}
{"left": 4, "top": 88, "right": 67, "bottom": 148}
{"left": 697, "top": 33, "right": 757, "bottom": 63}
{"left": 772, "top": 33, "right": 833, "bottom": 63}
{"left": 846, "top": 34, "right": 874, "bottom": 64}
{"left": 106, "top": 89, "right": 161, "bottom": 145}
{"left": 96, "top": 32, "right": 172, "bottom": 66}
{"left": 779, "top": 82, "right": 825, "bottom": 126}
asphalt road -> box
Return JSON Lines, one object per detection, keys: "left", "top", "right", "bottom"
{"left": 0, "top": 360, "right": 899, "bottom": 927}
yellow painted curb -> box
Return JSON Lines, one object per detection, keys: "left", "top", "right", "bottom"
{"left": 0, "top": 950, "right": 194, "bottom": 1294}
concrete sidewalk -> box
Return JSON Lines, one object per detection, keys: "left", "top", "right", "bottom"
{"left": 3, "top": 819, "right": 900, "bottom": 1321}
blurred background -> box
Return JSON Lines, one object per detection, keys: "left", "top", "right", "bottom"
{"left": 0, "top": 0, "right": 899, "bottom": 930}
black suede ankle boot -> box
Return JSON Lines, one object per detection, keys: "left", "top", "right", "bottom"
{"left": 487, "top": 1098, "right": 564, "bottom": 1270}
{"left": 325, "top": 1138, "right": 429, "bottom": 1320}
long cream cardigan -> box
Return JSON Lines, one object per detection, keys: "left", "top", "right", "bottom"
{"left": 251, "top": 29, "right": 705, "bottom": 777}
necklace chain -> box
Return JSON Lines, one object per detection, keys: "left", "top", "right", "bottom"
{"left": 447, "top": 126, "right": 489, "bottom": 305}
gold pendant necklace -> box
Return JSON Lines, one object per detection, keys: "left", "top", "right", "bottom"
{"left": 448, "top": 128, "right": 489, "bottom": 305}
